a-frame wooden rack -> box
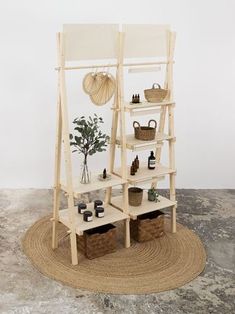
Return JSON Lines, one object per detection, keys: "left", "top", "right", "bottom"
{"left": 52, "top": 24, "right": 177, "bottom": 265}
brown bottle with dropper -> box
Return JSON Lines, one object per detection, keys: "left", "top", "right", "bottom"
{"left": 132, "top": 161, "right": 137, "bottom": 173}
{"left": 130, "top": 165, "right": 135, "bottom": 175}
{"left": 135, "top": 155, "right": 139, "bottom": 169}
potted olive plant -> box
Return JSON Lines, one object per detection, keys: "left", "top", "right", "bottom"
{"left": 147, "top": 188, "right": 160, "bottom": 202}
{"left": 70, "top": 114, "right": 109, "bottom": 184}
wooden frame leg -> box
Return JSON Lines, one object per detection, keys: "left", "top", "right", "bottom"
{"left": 152, "top": 106, "right": 167, "bottom": 189}
{"left": 52, "top": 186, "right": 61, "bottom": 249}
{"left": 52, "top": 80, "right": 62, "bottom": 249}
{"left": 171, "top": 205, "right": 177, "bottom": 233}
{"left": 124, "top": 218, "right": 130, "bottom": 248}
{"left": 70, "top": 230, "right": 78, "bottom": 265}
{"left": 105, "top": 186, "right": 112, "bottom": 204}
{"left": 67, "top": 192, "right": 78, "bottom": 265}
{"left": 170, "top": 172, "right": 176, "bottom": 233}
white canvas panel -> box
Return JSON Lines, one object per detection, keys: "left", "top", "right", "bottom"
{"left": 123, "top": 24, "right": 170, "bottom": 58}
{"left": 63, "top": 24, "right": 119, "bottom": 61}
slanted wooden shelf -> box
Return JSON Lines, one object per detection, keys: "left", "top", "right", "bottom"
{"left": 52, "top": 24, "right": 177, "bottom": 265}
{"left": 125, "top": 100, "right": 175, "bottom": 113}
{"left": 114, "top": 163, "right": 176, "bottom": 184}
{"left": 60, "top": 173, "right": 126, "bottom": 197}
{"left": 111, "top": 192, "right": 177, "bottom": 220}
{"left": 59, "top": 203, "right": 129, "bottom": 235}
{"left": 116, "top": 133, "right": 174, "bottom": 151}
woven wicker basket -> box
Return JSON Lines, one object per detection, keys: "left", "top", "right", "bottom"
{"left": 144, "top": 83, "right": 168, "bottom": 103}
{"left": 77, "top": 224, "right": 116, "bottom": 259}
{"left": 133, "top": 120, "right": 157, "bottom": 141}
{"left": 130, "top": 210, "right": 164, "bottom": 242}
{"left": 128, "top": 187, "right": 143, "bottom": 206}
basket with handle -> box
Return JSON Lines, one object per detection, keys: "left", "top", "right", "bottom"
{"left": 144, "top": 83, "right": 168, "bottom": 103}
{"left": 133, "top": 120, "right": 157, "bottom": 141}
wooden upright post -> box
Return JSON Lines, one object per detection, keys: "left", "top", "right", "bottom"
{"left": 151, "top": 31, "right": 177, "bottom": 233}
{"left": 57, "top": 33, "right": 78, "bottom": 265}
{"left": 52, "top": 33, "right": 63, "bottom": 249}
{"left": 104, "top": 60, "right": 120, "bottom": 205}
{"left": 118, "top": 31, "right": 130, "bottom": 248}
{"left": 152, "top": 30, "right": 174, "bottom": 190}
{"left": 167, "top": 32, "right": 177, "bottom": 233}
{"left": 52, "top": 64, "right": 62, "bottom": 249}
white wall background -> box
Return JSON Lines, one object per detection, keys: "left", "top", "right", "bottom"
{"left": 0, "top": 0, "right": 235, "bottom": 189}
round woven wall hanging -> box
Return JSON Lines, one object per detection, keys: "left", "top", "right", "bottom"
{"left": 22, "top": 216, "right": 206, "bottom": 294}
{"left": 82, "top": 72, "right": 104, "bottom": 95}
{"left": 89, "top": 72, "right": 116, "bottom": 106}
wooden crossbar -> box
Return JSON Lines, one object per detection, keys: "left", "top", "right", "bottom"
{"left": 55, "top": 61, "right": 174, "bottom": 71}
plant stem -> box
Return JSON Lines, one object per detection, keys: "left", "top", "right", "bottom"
{"left": 80, "top": 154, "right": 90, "bottom": 184}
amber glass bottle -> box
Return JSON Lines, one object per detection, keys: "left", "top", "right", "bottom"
{"left": 148, "top": 151, "right": 156, "bottom": 170}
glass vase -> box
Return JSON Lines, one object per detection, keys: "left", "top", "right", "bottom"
{"left": 80, "top": 156, "right": 91, "bottom": 184}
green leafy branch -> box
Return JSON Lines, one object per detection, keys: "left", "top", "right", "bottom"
{"left": 69, "top": 114, "right": 110, "bottom": 160}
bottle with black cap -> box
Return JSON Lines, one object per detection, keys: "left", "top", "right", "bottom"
{"left": 148, "top": 151, "right": 156, "bottom": 170}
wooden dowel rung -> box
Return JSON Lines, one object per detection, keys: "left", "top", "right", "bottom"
{"left": 55, "top": 61, "right": 174, "bottom": 71}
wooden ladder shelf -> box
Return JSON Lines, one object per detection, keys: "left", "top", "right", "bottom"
{"left": 52, "top": 24, "right": 177, "bottom": 265}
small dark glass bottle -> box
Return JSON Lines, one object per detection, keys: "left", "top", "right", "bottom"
{"left": 132, "top": 161, "right": 137, "bottom": 173}
{"left": 103, "top": 168, "right": 107, "bottom": 179}
{"left": 135, "top": 155, "right": 139, "bottom": 169}
{"left": 148, "top": 151, "right": 156, "bottom": 170}
{"left": 130, "top": 165, "right": 135, "bottom": 175}
{"left": 135, "top": 94, "right": 138, "bottom": 103}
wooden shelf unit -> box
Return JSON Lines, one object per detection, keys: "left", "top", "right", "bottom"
{"left": 52, "top": 24, "right": 177, "bottom": 265}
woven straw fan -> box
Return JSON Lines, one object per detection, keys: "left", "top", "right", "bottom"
{"left": 90, "top": 73, "right": 116, "bottom": 106}
{"left": 83, "top": 72, "right": 104, "bottom": 95}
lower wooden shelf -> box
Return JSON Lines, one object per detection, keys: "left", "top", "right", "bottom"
{"left": 59, "top": 203, "right": 129, "bottom": 235}
{"left": 111, "top": 191, "right": 177, "bottom": 220}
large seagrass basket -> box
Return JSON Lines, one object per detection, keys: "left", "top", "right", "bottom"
{"left": 144, "top": 83, "right": 168, "bottom": 103}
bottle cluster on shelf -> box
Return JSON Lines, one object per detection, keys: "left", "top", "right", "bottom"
{"left": 130, "top": 155, "right": 139, "bottom": 175}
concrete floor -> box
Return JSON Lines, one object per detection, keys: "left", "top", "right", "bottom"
{"left": 0, "top": 189, "right": 234, "bottom": 314}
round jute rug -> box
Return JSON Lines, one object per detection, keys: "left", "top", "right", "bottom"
{"left": 22, "top": 215, "right": 206, "bottom": 294}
